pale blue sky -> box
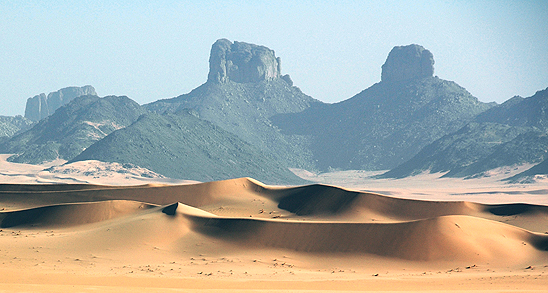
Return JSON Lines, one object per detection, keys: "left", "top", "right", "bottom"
{"left": 1, "top": 0, "right": 547, "bottom": 116}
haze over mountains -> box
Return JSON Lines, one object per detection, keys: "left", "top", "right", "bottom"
{"left": 0, "top": 39, "right": 546, "bottom": 183}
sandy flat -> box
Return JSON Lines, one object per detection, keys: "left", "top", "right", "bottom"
{"left": 0, "top": 157, "right": 547, "bottom": 292}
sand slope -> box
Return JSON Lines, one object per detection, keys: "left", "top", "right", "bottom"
{"left": 1, "top": 177, "right": 548, "bottom": 291}
{"left": 2, "top": 178, "right": 548, "bottom": 259}
{"left": 0, "top": 200, "right": 156, "bottom": 228}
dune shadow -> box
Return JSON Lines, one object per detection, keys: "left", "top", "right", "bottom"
{"left": 487, "top": 204, "right": 535, "bottom": 216}
{"left": 276, "top": 185, "right": 360, "bottom": 215}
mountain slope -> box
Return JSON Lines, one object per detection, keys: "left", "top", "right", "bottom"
{"left": 0, "top": 95, "right": 146, "bottom": 164}
{"left": 383, "top": 87, "right": 548, "bottom": 178}
{"left": 475, "top": 87, "right": 548, "bottom": 128}
{"left": 71, "top": 110, "right": 307, "bottom": 185}
{"left": 273, "top": 45, "right": 492, "bottom": 171}
{"left": 0, "top": 115, "right": 34, "bottom": 138}
{"left": 508, "top": 157, "right": 548, "bottom": 183}
{"left": 145, "top": 39, "right": 321, "bottom": 170}
{"left": 380, "top": 122, "right": 533, "bottom": 178}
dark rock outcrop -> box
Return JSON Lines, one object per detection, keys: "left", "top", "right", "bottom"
{"left": 381, "top": 44, "right": 434, "bottom": 82}
{"left": 24, "top": 85, "right": 97, "bottom": 121}
{"left": 207, "top": 39, "right": 281, "bottom": 83}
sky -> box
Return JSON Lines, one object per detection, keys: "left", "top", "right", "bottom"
{"left": 1, "top": 0, "right": 547, "bottom": 117}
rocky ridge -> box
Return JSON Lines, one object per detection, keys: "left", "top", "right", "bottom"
{"left": 382, "top": 87, "right": 548, "bottom": 179}
{"left": 0, "top": 116, "right": 34, "bottom": 138}
{"left": 71, "top": 110, "right": 307, "bottom": 185}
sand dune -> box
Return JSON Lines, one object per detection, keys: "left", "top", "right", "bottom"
{"left": 3, "top": 196, "right": 546, "bottom": 263}
{"left": 1, "top": 176, "right": 548, "bottom": 291}
{"left": 2, "top": 179, "right": 548, "bottom": 260}
{"left": 0, "top": 200, "right": 156, "bottom": 228}
{"left": 191, "top": 215, "right": 548, "bottom": 262}
{"left": 4, "top": 177, "right": 547, "bottom": 232}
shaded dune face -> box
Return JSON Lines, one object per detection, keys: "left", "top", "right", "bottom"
{"left": 1, "top": 178, "right": 548, "bottom": 262}
{"left": 187, "top": 213, "right": 548, "bottom": 261}
{"left": 270, "top": 184, "right": 475, "bottom": 220}
{"left": 0, "top": 200, "right": 156, "bottom": 228}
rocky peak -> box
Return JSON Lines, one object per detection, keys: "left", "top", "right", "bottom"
{"left": 381, "top": 44, "right": 434, "bottom": 82}
{"left": 24, "top": 85, "right": 97, "bottom": 121}
{"left": 207, "top": 39, "right": 282, "bottom": 84}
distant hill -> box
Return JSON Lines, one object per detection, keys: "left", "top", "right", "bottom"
{"left": 71, "top": 110, "right": 307, "bottom": 185}
{"left": 0, "top": 115, "right": 34, "bottom": 138}
{"left": 273, "top": 44, "right": 493, "bottom": 171}
{"left": 25, "top": 86, "right": 97, "bottom": 121}
{"left": 145, "top": 39, "right": 322, "bottom": 170}
{"left": 382, "top": 87, "right": 548, "bottom": 179}
{"left": 447, "top": 130, "right": 548, "bottom": 178}
{"left": 0, "top": 95, "right": 146, "bottom": 164}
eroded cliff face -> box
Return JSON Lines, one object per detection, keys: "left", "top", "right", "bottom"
{"left": 24, "top": 85, "right": 97, "bottom": 121}
{"left": 207, "top": 39, "right": 282, "bottom": 84}
{"left": 381, "top": 44, "right": 434, "bottom": 82}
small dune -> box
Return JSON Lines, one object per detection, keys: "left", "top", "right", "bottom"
{"left": 163, "top": 201, "right": 547, "bottom": 262}
{"left": 1, "top": 177, "right": 548, "bottom": 292}
{"left": 0, "top": 200, "right": 156, "bottom": 228}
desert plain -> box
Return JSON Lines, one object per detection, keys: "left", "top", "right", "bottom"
{"left": 1, "top": 155, "right": 547, "bottom": 292}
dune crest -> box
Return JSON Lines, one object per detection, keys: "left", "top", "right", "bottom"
{"left": 0, "top": 200, "right": 156, "bottom": 228}
{"left": 186, "top": 213, "right": 548, "bottom": 262}
{"left": 2, "top": 180, "right": 547, "bottom": 263}
{"left": 1, "top": 176, "right": 548, "bottom": 291}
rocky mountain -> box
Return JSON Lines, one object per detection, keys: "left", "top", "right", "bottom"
{"left": 25, "top": 85, "right": 97, "bottom": 121}
{"left": 0, "top": 115, "right": 34, "bottom": 138}
{"left": 272, "top": 44, "right": 493, "bottom": 171}
{"left": 6, "top": 40, "right": 544, "bottom": 184}
{"left": 71, "top": 110, "right": 306, "bottom": 185}
{"left": 145, "top": 39, "right": 321, "bottom": 169}
{"left": 382, "top": 87, "right": 548, "bottom": 179}
{"left": 0, "top": 95, "right": 146, "bottom": 164}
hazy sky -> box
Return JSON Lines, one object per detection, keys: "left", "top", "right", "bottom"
{"left": 1, "top": 1, "right": 547, "bottom": 116}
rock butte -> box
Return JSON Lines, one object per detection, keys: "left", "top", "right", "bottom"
{"left": 207, "top": 38, "right": 292, "bottom": 85}
{"left": 25, "top": 85, "right": 96, "bottom": 122}
{"left": 381, "top": 44, "right": 434, "bottom": 82}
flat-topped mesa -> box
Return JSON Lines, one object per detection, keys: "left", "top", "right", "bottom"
{"left": 25, "top": 85, "right": 97, "bottom": 121}
{"left": 381, "top": 44, "right": 434, "bottom": 82}
{"left": 207, "top": 39, "right": 283, "bottom": 84}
